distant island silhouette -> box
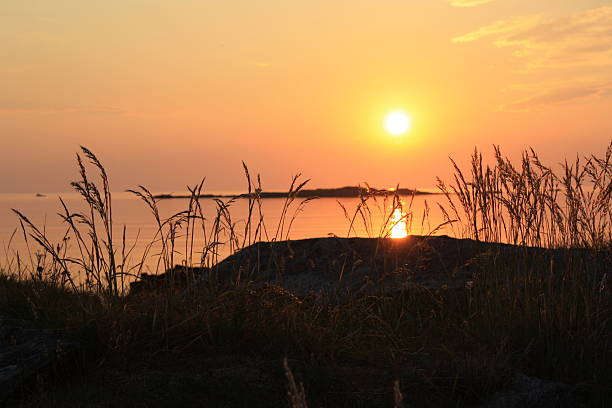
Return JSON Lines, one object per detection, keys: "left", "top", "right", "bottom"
{"left": 153, "top": 186, "right": 437, "bottom": 200}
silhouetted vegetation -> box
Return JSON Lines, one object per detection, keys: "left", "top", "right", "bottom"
{"left": 1, "top": 144, "right": 610, "bottom": 407}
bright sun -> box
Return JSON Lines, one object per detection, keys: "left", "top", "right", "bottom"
{"left": 384, "top": 111, "right": 412, "bottom": 136}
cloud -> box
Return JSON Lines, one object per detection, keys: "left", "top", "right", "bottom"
{"left": 502, "top": 83, "right": 612, "bottom": 111}
{"left": 449, "top": 0, "right": 495, "bottom": 8}
{"left": 0, "top": 102, "right": 125, "bottom": 116}
{"left": 453, "top": 6, "right": 612, "bottom": 70}
{"left": 452, "top": 15, "right": 542, "bottom": 43}
{"left": 75, "top": 106, "right": 125, "bottom": 115}
{"left": 453, "top": 6, "right": 612, "bottom": 110}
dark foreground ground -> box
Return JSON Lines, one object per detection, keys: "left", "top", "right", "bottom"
{"left": 1, "top": 236, "right": 610, "bottom": 407}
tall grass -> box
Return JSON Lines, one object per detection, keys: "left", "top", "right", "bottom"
{"left": 12, "top": 147, "right": 123, "bottom": 296}
{"left": 437, "top": 143, "right": 611, "bottom": 248}
{"left": 9, "top": 148, "right": 317, "bottom": 295}
{"left": 7, "top": 143, "right": 611, "bottom": 291}
{"left": 337, "top": 184, "right": 427, "bottom": 239}
{"left": 1, "top": 143, "right": 610, "bottom": 407}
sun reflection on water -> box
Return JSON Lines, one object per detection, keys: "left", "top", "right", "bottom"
{"left": 389, "top": 208, "right": 409, "bottom": 239}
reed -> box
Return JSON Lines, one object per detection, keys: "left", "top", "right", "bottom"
{"left": 1, "top": 143, "right": 610, "bottom": 407}
{"left": 12, "top": 147, "right": 122, "bottom": 296}
{"left": 437, "top": 143, "right": 611, "bottom": 248}
{"left": 9, "top": 148, "right": 317, "bottom": 295}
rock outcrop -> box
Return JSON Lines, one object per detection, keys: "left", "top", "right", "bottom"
{"left": 132, "top": 235, "right": 605, "bottom": 298}
{"left": 0, "top": 318, "right": 77, "bottom": 402}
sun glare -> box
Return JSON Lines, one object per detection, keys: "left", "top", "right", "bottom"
{"left": 384, "top": 111, "right": 411, "bottom": 136}
{"left": 389, "top": 208, "right": 409, "bottom": 239}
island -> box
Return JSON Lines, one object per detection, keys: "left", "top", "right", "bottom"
{"left": 152, "top": 186, "right": 437, "bottom": 199}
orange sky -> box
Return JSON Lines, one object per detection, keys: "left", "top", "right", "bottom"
{"left": 1, "top": 0, "right": 611, "bottom": 193}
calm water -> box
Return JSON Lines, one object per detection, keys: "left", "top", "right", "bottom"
{"left": 0, "top": 192, "right": 450, "bottom": 274}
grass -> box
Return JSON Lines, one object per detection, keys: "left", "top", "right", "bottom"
{"left": 1, "top": 143, "right": 610, "bottom": 407}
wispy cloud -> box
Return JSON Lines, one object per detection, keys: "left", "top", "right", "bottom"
{"left": 449, "top": 0, "right": 495, "bottom": 8}
{"left": 452, "top": 15, "right": 543, "bottom": 43}
{"left": 502, "top": 83, "right": 612, "bottom": 111}
{"left": 453, "top": 6, "right": 612, "bottom": 70}
{"left": 453, "top": 6, "right": 612, "bottom": 110}
{"left": 0, "top": 102, "right": 125, "bottom": 116}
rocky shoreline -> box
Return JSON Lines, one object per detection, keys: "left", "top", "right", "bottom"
{"left": 131, "top": 235, "right": 605, "bottom": 298}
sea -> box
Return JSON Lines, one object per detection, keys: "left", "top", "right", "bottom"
{"left": 0, "top": 191, "right": 451, "bottom": 275}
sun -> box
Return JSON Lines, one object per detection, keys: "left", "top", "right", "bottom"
{"left": 384, "top": 111, "right": 412, "bottom": 136}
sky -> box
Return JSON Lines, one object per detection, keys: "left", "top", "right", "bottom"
{"left": 1, "top": 0, "right": 611, "bottom": 193}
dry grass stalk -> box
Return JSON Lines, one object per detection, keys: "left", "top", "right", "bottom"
{"left": 437, "top": 143, "right": 611, "bottom": 248}
{"left": 284, "top": 358, "right": 309, "bottom": 408}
